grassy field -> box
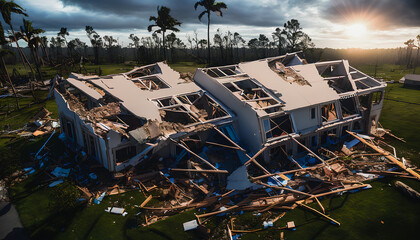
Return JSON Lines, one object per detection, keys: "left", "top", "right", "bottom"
{"left": 2, "top": 63, "right": 420, "bottom": 239}
{"left": 5, "top": 61, "right": 202, "bottom": 82}
{"left": 355, "top": 64, "right": 413, "bottom": 82}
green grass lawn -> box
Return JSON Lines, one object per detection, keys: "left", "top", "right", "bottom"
{"left": 355, "top": 64, "right": 412, "bottom": 81}
{"left": 237, "top": 179, "right": 420, "bottom": 240}
{"left": 379, "top": 83, "right": 420, "bottom": 166}
{"left": 5, "top": 61, "right": 203, "bottom": 81}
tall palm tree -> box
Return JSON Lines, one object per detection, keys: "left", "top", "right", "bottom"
{"left": 194, "top": 0, "right": 227, "bottom": 64}
{"left": 85, "top": 26, "right": 102, "bottom": 65}
{"left": 18, "top": 19, "right": 45, "bottom": 80}
{"left": 148, "top": 6, "right": 181, "bottom": 60}
{"left": 0, "top": 0, "right": 36, "bottom": 78}
{"left": 0, "top": 23, "right": 19, "bottom": 109}
{"left": 58, "top": 27, "right": 69, "bottom": 57}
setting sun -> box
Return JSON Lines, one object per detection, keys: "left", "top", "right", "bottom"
{"left": 346, "top": 23, "right": 368, "bottom": 37}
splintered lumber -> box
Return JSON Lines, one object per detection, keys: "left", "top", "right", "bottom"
{"left": 140, "top": 195, "right": 153, "bottom": 208}
{"left": 196, "top": 205, "right": 239, "bottom": 218}
{"left": 205, "top": 141, "right": 242, "bottom": 150}
{"left": 385, "top": 131, "right": 406, "bottom": 143}
{"left": 227, "top": 225, "right": 233, "bottom": 240}
{"left": 297, "top": 202, "right": 340, "bottom": 226}
{"left": 76, "top": 186, "right": 92, "bottom": 198}
{"left": 314, "top": 197, "right": 325, "bottom": 214}
{"left": 347, "top": 131, "right": 420, "bottom": 181}
{"left": 251, "top": 165, "right": 323, "bottom": 180}
{"left": 310, "top": 184, "right": 368, "bottom": 198}
{"left": 256, "top": 182, "right": 314, "bottom": 197}
{"left": 213, "top": 127, "right": 247, "bottom": 153}
{"left": 174, "top": 140, "right": 218, "bottom": 170}
{"left": 290, "top": 136, "right": 327, "bottom": 165}
{"left": 245, "top": 146, "right": 267, "bottom": 165}
{"left": 244, "top": 146, "right": 270, "bottom": 174}
{"left": 170, "top": 168, "right": 229, "bottom": 174}
{"left": 231, "top": 228, "right": 264, "bottom": 233}
{"left": 272, "top": 212, "right": 287, "bottom": 223}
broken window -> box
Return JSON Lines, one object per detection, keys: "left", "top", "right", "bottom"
{"left": 82, "top": 129, "right": 97, "bottom": 159}
{"left": 341, "top": 125, "right": 349, "bottom": 137}
{"left": 223, "top": 79, "right": 283, "bottom": 113}
{"left": 372, "top": 91, "right": 382, "bottom": 105}
{"left": 311, "top": 135, "right": 318, "bottom": 148}
{"left": 297, "top": 138, "right": 306, "bottom": 153}
{"left": 61, "top": 117, "right": 76, "bottom": 141}
{"left": 269, "top": 145, "right": 289, "bottom": 164}
{"left": 353, "top": 120, "right": 362, "bottom": 132}
{"left": 358, "top": 94, "right": 370, "bottom": 109}
{"left": 321, "top": 103, "right": 338, "bottom": 122}
{"left": 320, "top": 128, "right": 337, "bottom": 145}
{"left": 115, "top": 145, "right": 137, "bottom": 163}
{"left": 132, "top": 75, "right": 169, "bottom": 91}
{"left": 264, "top": 114, "right": 294, "bottom": 140}
{"left": 340, "top": 97, "right": 358, "bottom": 117}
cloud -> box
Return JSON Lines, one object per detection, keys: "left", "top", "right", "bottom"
{"left": 324, "top": 0, "right": 420, "bottom": 29}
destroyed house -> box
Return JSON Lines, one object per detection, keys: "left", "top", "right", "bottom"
{"left": 194, "top": 52, "right": 386, "bottom": 165}
{"left": 55, "top": 62, "right": 243, "bottom": 172}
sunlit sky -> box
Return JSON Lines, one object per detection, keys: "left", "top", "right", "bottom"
{"left": 7, "top": 0, "right": 420, "bottom": 49}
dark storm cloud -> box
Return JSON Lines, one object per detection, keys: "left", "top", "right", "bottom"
{"left": 12, "top": 0, "right": 322, "bottom": 31}
{"left": 325, "top": 0, "right": 420, "bottom": 28}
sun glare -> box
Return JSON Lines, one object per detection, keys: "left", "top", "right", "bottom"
{"left": 346, "top": 23, "right": 367, "bottom": 37}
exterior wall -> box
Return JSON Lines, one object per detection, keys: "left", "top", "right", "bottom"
{"left": 54, "top": 89, "right": 110, "bottom": 170}
{"left": 194, "top": 70, "right": 263, "bottom": 154}
{"left": 291, "top": 106, "right": 320, "bottom": 134}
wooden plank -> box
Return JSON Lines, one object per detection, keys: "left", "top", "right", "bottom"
{"left": 297, "top": 202, "right": 340, "bottom": 226}
{"left": 196, "top": 205, "right": 239, "bottom": 218}
{"left": 205, "top": 141, "right": 241, "bottom": 150}
{"left": 347, "top": 131, "right": 420, "bottom": 181}
{"left": 170, "top": 168, "right": 229, "bottom": 174}
{"left": 244, "top": 146, "right": 270, "bottom": 174}
{"left": 173, "top": 140, "right": 218, "bottom": 170}
{"left": 251, "top": 165, "right": 323, "bottom": 180}
{"left": 213, "top": 127, "right": 247, "bottom": 153}
{"left": 310, "top": 184, "right": 368, "bottom": 198}
{"left": 289, "top": 136, "right": 327, "bottom": 165}
{"left": 314, "top": 197, "right": 325, "bottom": 214}
{"left": 256, "top": 182, "right": 314, "bottom": 197}
{"left": 140, "top": 195, "right": 153, "bottom": 208}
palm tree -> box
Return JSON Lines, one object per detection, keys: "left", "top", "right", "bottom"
{"left": 85, "top": 26, "right": 102, "bottom": 65}
{"left": 148, "top": 6, "right": 181, "bottom": 60}
{"left": 194, "top": 0, "right": 227, "bottom": 64}
{"left": 1, "top": 23, "right": 19, "bottom": 109}
{"left": 58, "top": 27, "right": 69, "bottom": 57}
{"left": 18, "top": 19, "right": 45, "bottom": 80}
{"left": 0, "top": 0, "right": 36, "bottom": 79}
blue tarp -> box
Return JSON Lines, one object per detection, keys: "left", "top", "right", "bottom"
{"left": 51, "top": 167, "right": 70, "bottom": 178}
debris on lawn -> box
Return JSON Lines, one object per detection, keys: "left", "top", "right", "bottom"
{"left": 3, "top": 55, "right": 420, "bottom": 239}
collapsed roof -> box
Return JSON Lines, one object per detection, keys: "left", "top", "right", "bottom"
{"left": 62, "top": 62, "right": 233, "bottom": 141}
{"left": 199, "top": 52, "right": 386, "bottom": 113}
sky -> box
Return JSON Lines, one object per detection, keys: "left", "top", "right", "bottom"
{"left": 7, "top": 0, "right": 420, "bottom": 49}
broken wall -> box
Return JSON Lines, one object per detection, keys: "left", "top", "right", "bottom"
{"left": 54, "top": 89, "right": 110, "bottom": 170}
{"left": 194, "top": 70, "right": 263, "bottom": 154}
